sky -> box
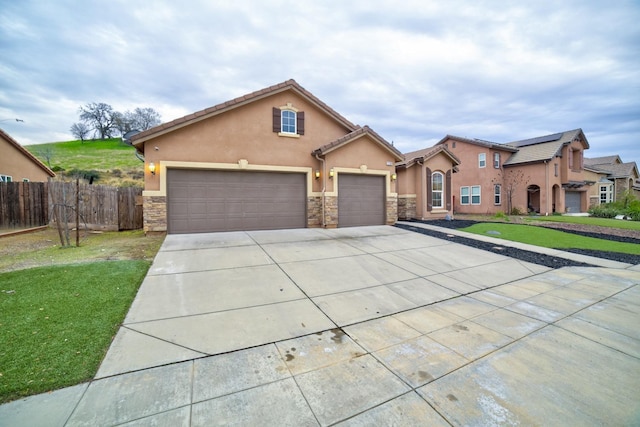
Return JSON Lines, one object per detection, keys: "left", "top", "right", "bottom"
{"left": 1, "top": 0, "right": 639, "bottom": 164}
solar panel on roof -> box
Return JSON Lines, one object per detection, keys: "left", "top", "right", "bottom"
{"left": 510, "top": 132, "right": 563, "bottom": 147}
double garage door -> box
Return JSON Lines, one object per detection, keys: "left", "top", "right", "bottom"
{"left": 167, "top": 169, "right": 306, "bottom": 234}
{"left": 166, "top": 170, "right": 386, "bottom": 233}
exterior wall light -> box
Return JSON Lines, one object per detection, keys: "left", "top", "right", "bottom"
{"left": 315, "top": 170, "right": 320, "bottom": 179}
{"left": 329, "top": 168, "right": 335, "bottom": 178}
{"left": 391, "top": 173, "right": 397, "bottom": 181}
{"left": 149, "top": 162, "right": 156, "bottom": 175}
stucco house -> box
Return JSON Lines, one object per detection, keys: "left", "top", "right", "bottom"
{"left": 0, "top": 129, "right": 55, "bottom": 182}
{"left": 584, "top": 155, "right": 640, "bottom": 206}
{"left": 396, "top": 145, "right": 461, "bottom": 219}
{"left": 131, "top": 80, "right": 404, "bottom": 234}
{"left": 430, "top": 129, "right": 592, "bottom": 215}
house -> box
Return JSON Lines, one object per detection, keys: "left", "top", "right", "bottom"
{"left": 130, "top": 79, "right": 404, "bottom": 234}
{"left": 584, "top": 155, "right": 640, "bottom": 205}
{"left": 430, "top": 129, "right": 592, "bottom": 215}
{"left": 395, "top": 145, "right": 461, "bottom": 219}
{"left": 0, "top": 128, "right": 55, "bottom": 182}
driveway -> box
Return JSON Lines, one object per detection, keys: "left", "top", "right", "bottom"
{"left": 2, "top": 225, "right": 639, "bottom": 426}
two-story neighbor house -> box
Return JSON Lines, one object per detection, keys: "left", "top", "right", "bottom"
{"left": 432, "top": 129, "right": 592, "bottom": 215}
{"left": 0, "top": 129, "right": 55, "bottom": 182}
{"left": 584, "top": 155, "right": 640, "bottom": 206}
{"left": 131, "top": 80, "right": 405, "bottom": 234}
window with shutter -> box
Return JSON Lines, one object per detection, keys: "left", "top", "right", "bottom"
{"left": 272, "top": 105, "right": 305, "bottom": 137}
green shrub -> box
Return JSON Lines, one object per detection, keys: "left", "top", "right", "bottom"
{"left": 589, "top": 204, "right": 619, "bottom": 218}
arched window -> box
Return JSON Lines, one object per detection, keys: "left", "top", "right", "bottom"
{"left": 281, "top": 110, "right": 296, "bottom": 134}
{"left": 432, "top": 172, "right": 443, "bottom": 208}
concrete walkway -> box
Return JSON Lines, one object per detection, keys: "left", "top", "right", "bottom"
{"left": 1, "top": 225, "right": 639, "bottom": 426}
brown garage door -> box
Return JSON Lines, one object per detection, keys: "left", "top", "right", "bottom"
{"left": 338, "top": 174, "right": 385, "bottom": 227}
{"left": 167, "top": 169, "right": 306, "bottom": 233}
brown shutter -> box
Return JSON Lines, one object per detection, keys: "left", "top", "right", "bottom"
{"left": 297, "top": 111, "right": 305, "bottom": 135}
{"left": 272, "top": 107, "right": 281, "bottom": 132}
{"left": 426, "top": 167, "right": 432, "bottom": 212}
{"left": 446, "top": 170, "right": 452, "bottom": 210}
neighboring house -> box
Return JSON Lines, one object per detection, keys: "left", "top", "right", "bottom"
{"left": 584, "top": 155, "right": 640, "bottom": 205}
{"left": 430, "top": 129, "right": 592, "bottom": 215}
{"left": 0, "top": 128, "right": 55, "bottom": 182}
{"left": 131, "top": 79, "right": 403, "bottom": 234}
{"left": 395, "top": 145, "right": 461, "bottom": 219}
{"left": 431, "top": 135, "right": 518, "bottom": 215}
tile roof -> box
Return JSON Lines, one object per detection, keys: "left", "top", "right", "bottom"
{"left": 0, "top": 128, "right": 55, "bottom": 177}
{"left": 603, "top": 162, "right": 639, "bottom": 179}
{"left": 131, "top": 79, "right": 359, "bottom": 149}
{"left": 397, "top": 144, "right": 461, "bottom": 168}
{"left": 503, "top": 129, "right": 587, "bottom": 166}
{"left": 584, "top": 155, "right": 622, "bottom": 166}
{"left": 312, "top": 126, "right": 404, "bottom": 161}
{"left": 433, "top": 135, "right": 518, "bottom": 153}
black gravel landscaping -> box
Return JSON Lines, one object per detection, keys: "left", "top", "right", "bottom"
{"left": 395, "top": 219, "right": 640, "bottom": 268}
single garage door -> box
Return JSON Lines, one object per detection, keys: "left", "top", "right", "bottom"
{"left": 338, "top": 174, "right": 385, "bottom": 227}
{"left": 167, "top": 169, "right": 306, "bottom": 233}
{"left": 565, "top": 191, "right": 582, "bottom": 213}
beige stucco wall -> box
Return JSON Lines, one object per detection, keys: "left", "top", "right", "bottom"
{"left": 396, "top": 151, "right": 456, "bottom": 219}
{"left": 139, "top": 90, "right": 398, "bottom": 231}
{"left": 0, "top": 137, "right": 52, "bottom": 182}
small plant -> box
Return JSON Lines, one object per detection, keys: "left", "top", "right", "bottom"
{"left": 493, "top": 211, "right": 510, "bottom": 222}
{"left": 510, "top": 207, "right": 523, "bottom": 215}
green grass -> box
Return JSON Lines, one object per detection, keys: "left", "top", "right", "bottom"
{"left": 0, "top": 260, "right": 151, "bottom": 404}
{"left": 524, "top": 215, "right": 640, "bottom": 231}
{"left": 26, "top": 138, "right": 144, "bottom": 186}
{"left": 27, "top": 138, "right": 142, "bottom": 171}
{"left": 462, "top": 223, "right": 640, "bottom": 255}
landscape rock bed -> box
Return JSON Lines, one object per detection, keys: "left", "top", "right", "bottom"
{"left": 397, "top": 219, "right": 640, "bottom": 268}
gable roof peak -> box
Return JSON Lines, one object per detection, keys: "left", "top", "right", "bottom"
{"left": 131, "top": 79, "right": 358, "bottom": 148}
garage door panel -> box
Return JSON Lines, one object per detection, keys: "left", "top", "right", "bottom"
{"left": 338, "top": 174, "right": 385, "bottom": 227}
{"left": 167, "top": 170, "right": 306, "bottom": 233}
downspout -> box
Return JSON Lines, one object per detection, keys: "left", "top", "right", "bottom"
{"left": 314, "top": 153, "right": 326, "bottom": 227}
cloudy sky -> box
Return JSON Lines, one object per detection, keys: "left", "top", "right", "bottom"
{"left": 1, "top": 1, "right": 639, "bottom": 163}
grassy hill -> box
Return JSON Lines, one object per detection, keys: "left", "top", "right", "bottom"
{"left": 27, "top": 138, "right": 144, "bottom": 187}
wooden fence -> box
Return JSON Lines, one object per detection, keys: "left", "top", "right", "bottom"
{"left": 0, "top": 182, "right": 48, "bottom": 228}
{"left": 0, "top": 181, "right": 142, "bottom": 231}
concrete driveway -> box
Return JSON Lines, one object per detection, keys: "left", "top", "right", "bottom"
{"left": 2, "top": 225, "right": 639, "bottom": 426}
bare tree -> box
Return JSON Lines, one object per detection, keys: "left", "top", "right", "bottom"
{"left": 78, "top": 102, "right": 116, "bottom": 139}
{"left": 130, "top": 107, "right": 161, "bottom": 130}
{"left": 492, "top": 168, "right": 530, "bottom": 214}
{"left": 70, "top": 122, "right": 91, "bottom": 142}
{"left": 34, "top": 145, "right": 55, "bottom": 168}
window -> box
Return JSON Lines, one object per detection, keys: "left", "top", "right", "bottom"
{"left": 23, "top": 178, "right": 29, "bottom": 182}
{"left": 554, "top": 163, "right": 558, "bottom": 177}
{"left": 0, "top": 174, "right": 12, "bottom": 182}
{"left": 494, "top": 184, "right": 501, "bottom": 205}
{"left": 494, "top": 153, "right": 500, "bottom": 169}
{"left": 272, "top": 105, "right": 305, "bottom": 136}
{"left": 600, "top": 185, "right": 612, "bottom": 204}
{"left": 460, "top": 187, "right": 470, "bottom": 204}
{"left": 281, "top": 110, "right": 296, "bottom": 134}
{"left": 479, "top": 153, "right": 486, "bottom": 168}
{"left": 432, "top": 172, "right": 443, "bottom": 208}
{"left": 471, "top": 186, "right": 481, "bottom": 204}
{"left": 461, "top": 185, "right": 481, "bottom": 205}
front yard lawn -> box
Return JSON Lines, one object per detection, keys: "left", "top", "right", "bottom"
{"left": 524, "top": 215, "right": 640, "bottom": 231}
{"left": 0, "top": 260, "right": 150, "bottom": 404}
{"left": 462, "top": 223, "right": 640, "bottom": 255}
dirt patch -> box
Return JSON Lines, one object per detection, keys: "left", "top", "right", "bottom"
{"left": 0, "top": 228, "right": 165, "bottom": 273}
